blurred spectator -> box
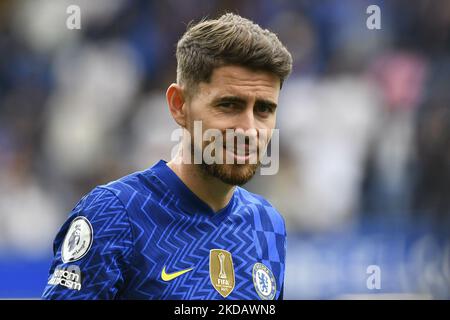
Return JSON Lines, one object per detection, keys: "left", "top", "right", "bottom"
{"left": 413, "top": 58, "right": 450, "bottom": 225}
{"left": 272, "top": 75, "right": 381, "bottom": 232}
{"left": 0, "top": 137, "right": 63, "bottom": 257}
{"left": 361, "top": 52, "right": 428, "bottom": 216}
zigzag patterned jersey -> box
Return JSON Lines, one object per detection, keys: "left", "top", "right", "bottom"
{"left": 42, "top": 160, "right": 286, "bottom": 300}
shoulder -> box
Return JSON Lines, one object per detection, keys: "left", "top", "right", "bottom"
{"left": 45, "top": 184, "right": 134, "bottom": 272}
{"left": 67, "top": 170, "right": 149, "bottom": 232}
{"left": 44, "top": 184, "right": 136, "bottom": 299}
{"left": 61, "top": 176, "right": 139, "bottom": 251}
{"left": 99, "top": 170, "right": 149, "bottom": 204}
{"left": 65, "top": 185, "right": 133, "bottom": 240}
{"left": 72, "top": 186, "right": 126, "bottom": 220}
{"left": 97, "top": 168, "right": 163, "bottom": 210}
{"left": 69, "top": 168, "right": 162, "bottom": 232}
{"left": 236, "top": 187, "right": 286, "bottom": 235}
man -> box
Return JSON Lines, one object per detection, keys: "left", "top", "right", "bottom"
{"left": 43, "top": 13, "right": 292, "bottom": 300}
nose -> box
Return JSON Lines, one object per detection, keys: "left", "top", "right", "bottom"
{"left": 235, "top": 108, "right": 256, "bottom": 133}
{"left": 233, "top": 108, "right": 258, "bottom": 149}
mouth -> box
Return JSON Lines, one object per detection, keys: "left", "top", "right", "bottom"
{"left": 223, "top": 144, "right": 258, "bottom": 163}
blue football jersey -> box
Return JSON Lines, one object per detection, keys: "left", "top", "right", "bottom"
{"left": 42, "top": 160, "right": 286, "bottom": 300}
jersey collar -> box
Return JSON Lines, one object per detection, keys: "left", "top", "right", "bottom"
{"left": 150, "top": 160, "right": 236, "bottom": 217}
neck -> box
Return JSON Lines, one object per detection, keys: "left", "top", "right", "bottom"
{"left": 166, "top": 155, "right": 235, "bottom": 213}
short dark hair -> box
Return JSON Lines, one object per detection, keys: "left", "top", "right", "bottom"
{"left": 176, "top": 13, "right": 293, "bottom": 97}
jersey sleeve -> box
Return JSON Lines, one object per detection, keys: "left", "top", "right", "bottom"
{"left": 278, "top": 230, "right": 287, "bottom": 300}
{"left": 278, "top": 283, "right": 284, "bottom": 300}
{"left": 42, "top": 187, "right": 134, "bottom": 300}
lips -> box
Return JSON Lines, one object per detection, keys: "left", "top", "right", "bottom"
{"left": 236, "top": 144, "right": 250, "bottom": 156}
{"left": 225, "top": 144, "right": 256, "bottom": 156}
{"left": 223, "top": 145, "right": 258, "bottom": 164}
{"left": 224, "top": 135, "right": 258, "bottom": 156}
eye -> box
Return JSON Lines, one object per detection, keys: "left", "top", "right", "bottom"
{"left": 218, "top": 102, "right": 236, "bottom": 108}
{"left": 256, "top": 104, "right": 274, "bottom": 114}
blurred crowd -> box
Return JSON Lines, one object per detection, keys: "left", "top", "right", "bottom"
{"left": 0, "top": 0, "right": 449, "bottom": 297}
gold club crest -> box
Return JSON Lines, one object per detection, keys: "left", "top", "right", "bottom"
{"left": 209, "top": 249, "right": 235, "bottom": 298}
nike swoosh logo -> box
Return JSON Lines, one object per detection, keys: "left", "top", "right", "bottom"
{"left": 161, "top": 266, "right": 193, "bottom": 281}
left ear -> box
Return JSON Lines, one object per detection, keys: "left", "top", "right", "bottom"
{"left": 166, "top": 83, "right": 187, "bottom": 128}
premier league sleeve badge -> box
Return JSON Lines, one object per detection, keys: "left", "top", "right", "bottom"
{"left": 61, "top": 216, "right": 93, "bottom": 263}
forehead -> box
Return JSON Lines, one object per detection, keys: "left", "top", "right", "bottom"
{"left": 196, "top": 65, "right": 280, "bottom": 102}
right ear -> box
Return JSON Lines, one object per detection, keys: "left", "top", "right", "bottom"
{"left": 166, "top": 83, "right": 186, "bottom": 128}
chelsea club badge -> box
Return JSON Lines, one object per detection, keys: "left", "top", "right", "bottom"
{"left": 252, "top": 262, "right": 276, "bottom": 300}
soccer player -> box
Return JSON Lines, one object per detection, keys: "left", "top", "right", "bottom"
{"left": 42, "top": 13, "right": 292, "bottom": 300}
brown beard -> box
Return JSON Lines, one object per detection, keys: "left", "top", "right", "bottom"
{"left": 190, "top": 136, "right": 260, "bottom": 186}
{"left": 200, "top": 162, "right": 259, "bottom": 186}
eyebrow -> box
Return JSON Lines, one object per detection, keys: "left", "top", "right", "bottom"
{"left": 213, "top": 95, "right": 277, "bottom": 109}
{"left": 255, "top": 99, "right": 277, "bottom": 110}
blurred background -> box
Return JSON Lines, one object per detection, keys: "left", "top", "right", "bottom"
{"left": 0, "top": 0, "right": 449, "bottom": 299}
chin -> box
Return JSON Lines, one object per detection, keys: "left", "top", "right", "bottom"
{"left": 201, "top": 163, "right": 259, "bottom": 186}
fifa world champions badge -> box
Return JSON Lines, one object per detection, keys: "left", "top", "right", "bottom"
{"left": 209, "top": 249, "right": 235, "bottom": 298}
{"left": 253, "top": 263, "right": 276, "bottom": 300}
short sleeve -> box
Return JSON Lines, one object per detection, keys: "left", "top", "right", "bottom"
{"left": 42, "top": 187, "right": 133, "bottom": 300}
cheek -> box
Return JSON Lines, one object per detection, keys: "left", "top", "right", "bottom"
{"left": 185, "top": 103, "right": 207, "bottom": 129}
{"left": 187, "top": 100, "right": 216, "bottom": 123}
{"left": 259, "top": 116, "right": 276, "bottom": 131}
{"left": 258, "top": 119, "right": 276, "bottom": 143}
